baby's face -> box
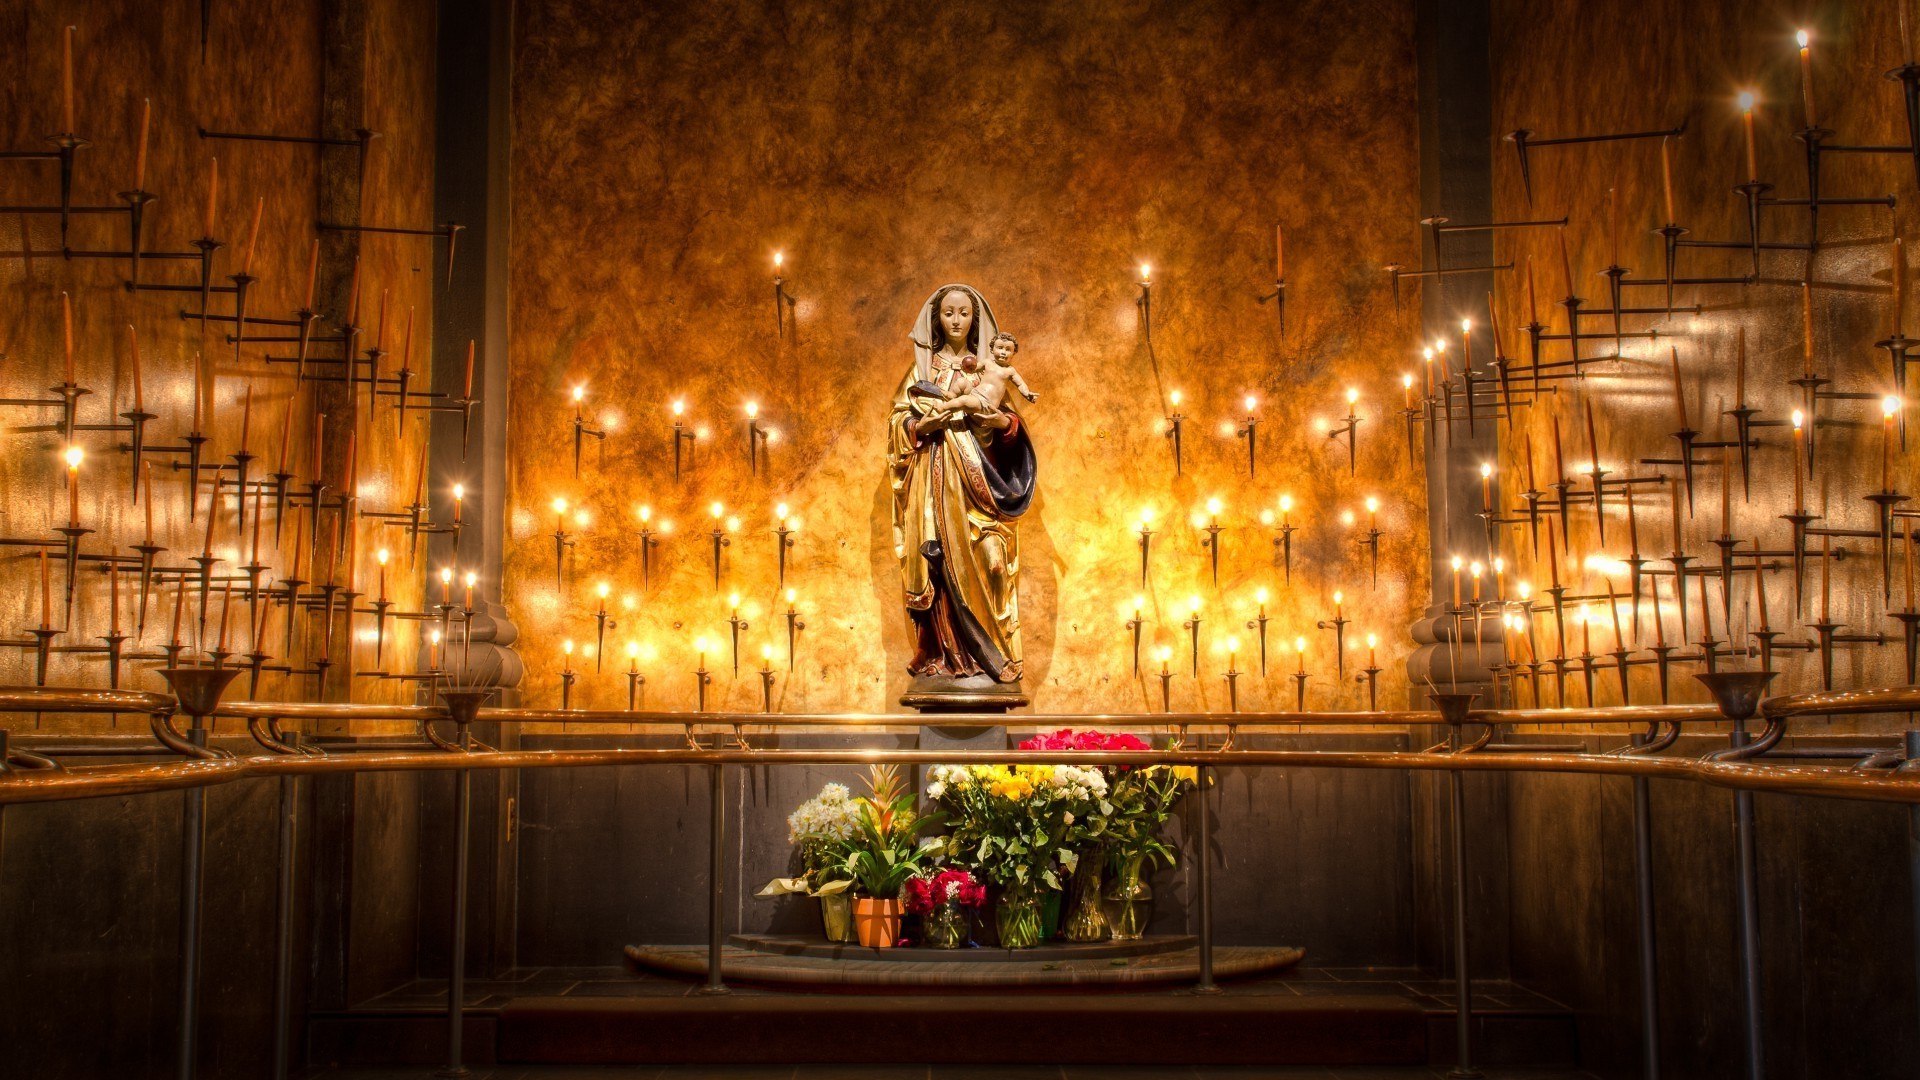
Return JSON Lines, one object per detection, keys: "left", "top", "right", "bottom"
{"left": 990, "top": 340, "right": 1016, "bottom": 363}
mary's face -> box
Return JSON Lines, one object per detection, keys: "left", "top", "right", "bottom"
{"left": 937, "top": 291, "right": 974, "bottom": 351}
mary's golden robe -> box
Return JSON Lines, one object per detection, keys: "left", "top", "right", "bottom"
{"left": 887, "top": 354, "right": 1035, "bottom": 682}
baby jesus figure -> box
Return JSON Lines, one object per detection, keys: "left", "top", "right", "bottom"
{"left": 927, "top": 332, "right": 1037, "bottom": 418}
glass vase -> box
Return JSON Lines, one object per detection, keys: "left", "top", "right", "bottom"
{"left": 994, "top": 884, "right": 1045, "bottom": 949}
{"left": 1101, "top": 854, "right": 1153, "bottom": 941}
{"left": 921, "top": 898, "right": 970, "bottom": 949}
{"left": 819, "top": 891, "right": 855, "bottom": 943}
{"left": 1060, "top": 855, "right": 1110, "bottom": 942}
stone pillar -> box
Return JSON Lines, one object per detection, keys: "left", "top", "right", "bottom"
{"left": 1408, "top": 0, "right": 1500, "bottom": 705}
{"left": 430, "top": 0, "right": 522, "bottom": 698}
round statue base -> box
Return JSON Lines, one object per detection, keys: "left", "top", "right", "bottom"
{"left": 899, "top": 674, "right": 1028, "bottom": 714}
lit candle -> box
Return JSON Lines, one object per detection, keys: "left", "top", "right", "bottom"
{"left": 1739, "top": 91, "right": 1758, "bottom": 182}
{"left": 452, "top": 483, "right": 464, "bottom": 524}
{"left": 1294, "top": 636, "right": 1307, "bottom": 675}
{"left": 1227, "top": 637, "right": 1239, "bottom": 669}
{"left": 1451, "top": 554, "right": 1463, "bottom": 607}
{"left": 441, "top": 567, "right": 453, "bottom": 605}
{"left": 573, "top": 384, "right": 585, "bottom": 420}
{"left": 1366, "top": 496, "right": 1379, "bottom": 532}
{"left": 241, "top": 196, "right": 263, "bottom": 276}
{"left": 64, "top": 445, "right": 82, "bottom": 527}
{"left": 1460, "top": 318, "right": 1473, "bottom": 373}
{"left": 376, "top": 547, "right": 390, "bottom": 602}
{"left": 1480, "top": 462, "right": 1493, "bottom": 511}
{"left": 1661, "top": 135, "right": 1676, "bottom": 224}
{"left": 465, "top": 571, "right": 477, "bottom": 610}
{"left": 1334, "top": 590, "right": 1345, "bottom": 620}
{"left": 1366, "top": 632, "right": 1378, "bottom": 669}
{"left": 1279, "top": 494, "right": 1293, "bottom": 526}
{"left": 563, "top": 640, "right": 575, "bottom": 672}
{"left": 133, "top": 97, "right": 149, "bottom": 190}
{"left": 430, "top": 629, "right": 441, "bottom": 670}
{"left": 1887, "top": 396, "right": 1903, "bottom": 492}
{"left": 1402, "top": 373, "right": 1413, "bottom": 410}
{"left": 1207, "top": 496, "right": 1222, "bottom": 529}
{"left": 1797, "top": 29, "right": 1817, "bottom": 129}
{"left": 464, "top": 340, "right": 476, "bottom": 399}
{"left": 1140, "top": 263, "right": 1152, "bottom": 286}
{"left": 1579, "top": 604, "right": 1592, "bottom": 656}
{"left": 1493, "top": 556, "right": 1506, "bottom": 599}
{"left": 1791, "top": 410, "right": 1805, "bottom": 514}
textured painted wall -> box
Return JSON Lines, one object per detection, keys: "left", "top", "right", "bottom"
{"left": 0, "top": 0, "right": 441, "bottom": 732}
{"left": 509, "top": 0, "right": 1429, "bottom": 713}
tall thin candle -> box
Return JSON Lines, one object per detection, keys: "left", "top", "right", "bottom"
{"left": 1797, "top": 30, "right": 1818, "bottom": 129}
{"left": 1741, "top": 92, "right": 1758, "bottom": 181}
{"left": 1660, "top": 135, "right": 1676, "bottom": 223}
{"left": 133, "top": 98, "right": 149, "bottom": 190}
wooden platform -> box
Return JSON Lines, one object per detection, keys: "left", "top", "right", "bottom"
{"left": 623, "top": 938, "right": 1304, "bottom": 987}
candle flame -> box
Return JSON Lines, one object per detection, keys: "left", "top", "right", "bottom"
{"left": 1469, "top": 562, "right": 1482, "bottom": 578}
{"left": 1365, "top": 496, "right": 1379, "bottom": 513}
{"left": 729, "top": 591, "right": 740, "bottom": 608}
{"left": 1434, "top": 338, "right": 1447, "bottom": 354}
{"left": 376, "top": 548, "right": 389, "bottom": 566}
{"left": 1133, "top": 594, "right": 1145, "bottom": 611}
{"left": 1206, "top": 496, "right": 1222, "bottom": 516}
{"left": 746, "top": 401, "right": 759, "bottom": 418}
{"left": 1366, "top": 632, "right": 1378, "bottom": 648}
{"left": 1169, "top": 390, "right": 1182, "bottom": 408}
{"left": 572, "top": 385, "right": 585, "bottom": 402}
{"left": 1140, "top": 263, "right": 1151, "bottom": 282}
{"left": 62, "top": 445, "right": 82, "bottom": 469}
{"left": 553, "top": 496, "right": 568, "bottom": 514}
{"left": 1346, "top": 387, "right": 1359, "bottom": 404}
{"left": 1885, "top": 396, "right": 1903, "bottom": 418}
{"left": 1738, "top": 90, "right": 1756, "bottom": 112}
{"left": 628, "top": 641, "right": 640, "bottom": 658}
{"left": 1157, "top": 645, "right": 1173, "bottom": 662}
{"left": 1461, "top": 318, "right": 1472, "bottom": 333}
{"left": 1796, "top": 28, "right": 1810, "bottom": 48}
{"left": 1139, "top": 506, "right": 1154, "bottom": 525}
{"left": 1517, "top": 581, "right": 1532, "bottom": 600}
{"left": 465, "top": 571, "right": 477, "bottom": 587}
{"left": 1279, "top": 494, "right": 1294, "bottom": 513}
{"left": 638, "top": 504, "right": 652, "bottom": 522}
{"left": 1402, "top": 373, "right": 1413, "bottom": 389}
{"left": 775, "top": 503, "right": 789, "bottom": 521}
{"left": 452, "top": 483, "right": 464, "bottom": 500}
{"left": 1493, "top": 556, "right": 1505, "bottom": 573}
{"left": 431, "top": 629, "right": 442, "bottom": 645}
{"left": 762, "top": 643, "right": 773, "bottom": 661}
{"left": 1451, "top": 555, "right": 1464, "bottom": 571}
{"left": 1188, "top": 595, "right": 1202, "bottom": 614}
{"left": 564, "top": 639, "right": 575, "bottom": 654}
{"left": 440, "top": 567, "right": 453, "bottom": 583}
{"left": 710, "top": 502, "right": 724, "bottom": 519}
{"left": 1255, "top": 587, "right": 1269, "bottom": 603}
{"left": 1293, "top": 635, "right": 1306, "bottom": 652}
{"left": 774, "top": 251, "right": 784, "bottom": 268}
{"left": 1423, "top": 347, "right": 1434, "bottom": 361}
{"left": 672, "top": 400, "right": 685, "bottom": 417}
{"left": 1333, "top": 590, "right": 1344, "bottom": 604}
{"left": 785, "top": 588, "right": 797, "bottom": 604}
{"left": 1791, "top": 409, "right": 1805, "bottom": 430}
{"left": 1244, "top": 394, "right": 1257, "bottom": 413}
{"left": 597, "top": 581, "right": 610, "bottom": 598}
{"left": 1226, "top": 637, "right": 1239, "bottom": 654}
{"left": 1480, "top": 462, "right": 1493, "bottom": 478}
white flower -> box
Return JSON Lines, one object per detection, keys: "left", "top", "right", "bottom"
{"left": 1062, "top": 811, "right": 1075, "bottom": 825}
{"left": 928, "top": 781, "right": 946, "bottom": 799}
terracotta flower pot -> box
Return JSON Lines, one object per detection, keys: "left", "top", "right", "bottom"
{"left": 852, "top": 897, "right": 902, "bottom": 948}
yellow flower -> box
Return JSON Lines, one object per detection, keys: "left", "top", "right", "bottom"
{"left": 1172, "top": 766, "right": 1199, "bottom": 784}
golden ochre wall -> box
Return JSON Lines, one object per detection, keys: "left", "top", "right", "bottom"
{"left": 507, "top": 0, "right": 1429, "bottom": 712}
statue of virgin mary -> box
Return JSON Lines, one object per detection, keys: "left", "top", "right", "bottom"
{"left": 887, "top": 284, "right": 1037, "bottom": 706}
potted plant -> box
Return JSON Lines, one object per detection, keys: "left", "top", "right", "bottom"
{"left": 903, "top": 868, "right": 987, "bottom": 948}
{"left": 757, "top": 781, "right": 861, "bottom": 942}
{"left": 833, "top": 765, "right": 934, "bottom": 948}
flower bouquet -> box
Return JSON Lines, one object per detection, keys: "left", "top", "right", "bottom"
{"left": 903, "top": 868, "right": 987, "bottom": 948}
{"left": 924, "top": 762, "right": 1111, "bottom": 948}
{"left": 758, "top": 780, "right": 862, "bottom": 941}
{"left": 1012, "top": 729, "right": 1197, "bottom": 941}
